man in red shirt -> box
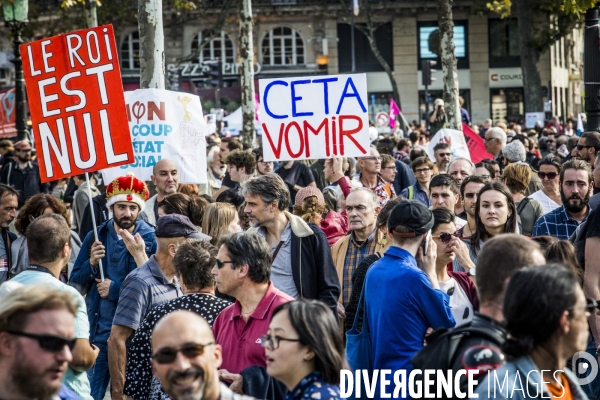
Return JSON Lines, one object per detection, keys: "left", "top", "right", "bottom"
{"left": 212, "top": 232, "right": 293, "bottom": 397}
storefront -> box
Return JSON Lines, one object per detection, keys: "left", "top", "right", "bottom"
{"left": 489, "top": 67, "right": 524, "bottom": 124}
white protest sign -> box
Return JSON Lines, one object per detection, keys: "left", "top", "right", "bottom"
{"left": 525, "top": 112, "right": 545, "bottom": 129}
{"left": 259, "top": 73, "right": 370, "bottom": 162}
{"left": 425, "top": 128, "right": 471, "bottom": 163}
{"left": 102, "top": 89, "right": 208, "bottom": 184}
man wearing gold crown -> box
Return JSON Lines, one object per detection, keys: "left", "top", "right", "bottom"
{"left": 69, "top": 173, "right": 158, "bottom": 400}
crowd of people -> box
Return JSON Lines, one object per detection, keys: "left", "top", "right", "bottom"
{"left": 0, "top": 113, "right": 599, "bottom": 400}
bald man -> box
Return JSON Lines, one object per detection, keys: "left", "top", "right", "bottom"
{"left": 141, "top": 158, "right": 179, "bottom": 226}
{"left": 152, "top": 310, "right": 255, "bottom": 400}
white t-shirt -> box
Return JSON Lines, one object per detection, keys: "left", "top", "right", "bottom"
{"left": 438, "top": 277, "right": 474, "bottom": 326}
{"left": 528, "top": 190, "right": 560, "bottom": 215}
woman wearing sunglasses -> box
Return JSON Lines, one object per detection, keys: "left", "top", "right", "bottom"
{"left": 476, "top": 264, "right": 591, "bottom": 400}
{"left": 262, "top": 300, "right": 346, "bottom": 400}
{"left": 431, "top": 209, "right": 478, "bottom": 325}
{"left": 529, "top": 155, "right": 562, "bottom": 215}
{"left": 453, "top": 182, "right": 518, "bottom": 273}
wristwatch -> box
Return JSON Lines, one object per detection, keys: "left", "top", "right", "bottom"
{"left": 467, "top": 268, "right": 476, "bottom": 276}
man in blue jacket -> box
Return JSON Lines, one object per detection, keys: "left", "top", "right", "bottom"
{"left": 70, "top": 173, "right": 157, "bottom": 400}
{"left": 365, "top": 200, "right": 455, "bottom": 397}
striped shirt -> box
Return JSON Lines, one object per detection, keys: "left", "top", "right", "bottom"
{"left": 113, "top": 255, "right": 182, "bottom": 330}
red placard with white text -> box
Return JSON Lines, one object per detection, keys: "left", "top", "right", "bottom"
{"left": 21, "top": 24, "right": 134, "bottom": 182}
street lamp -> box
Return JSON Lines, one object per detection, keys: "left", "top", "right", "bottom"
{"left": 3, "top": 0, "right": 29, "bottom": 141}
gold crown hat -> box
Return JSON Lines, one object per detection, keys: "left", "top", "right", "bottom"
{"left": 105, "top": 172, "right": 150, "bottom": 211}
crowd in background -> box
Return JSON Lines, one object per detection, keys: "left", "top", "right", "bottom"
{"left": 0, "top": 107, "right": 598, "bottom": 400}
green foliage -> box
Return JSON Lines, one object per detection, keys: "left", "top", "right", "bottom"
{"left": 486, "top": 0, "right": 598, "bottom": 54}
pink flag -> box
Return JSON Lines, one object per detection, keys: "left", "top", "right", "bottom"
{"left": 389, "top": 98, "right": 400, "bottom": 129}
{"left": 255, "top": 92, "right": 260, "bottom": 121}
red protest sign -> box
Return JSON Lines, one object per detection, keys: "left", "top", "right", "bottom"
{"left": 462, "top": 123, "right": 495, "bottom": 164}
{"left": 21, "top": 24, "right": 133, "bottom": 182}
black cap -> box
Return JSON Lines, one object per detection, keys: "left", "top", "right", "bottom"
{"left": 155, "top": 214, "right": 211, "bottom": 240}
{"left": 387, "top": 200, "right": 434, "bottom": 237}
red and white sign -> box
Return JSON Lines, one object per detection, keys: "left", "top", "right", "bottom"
{"left": 259, "top": 73, "right": 370, "bottom": 162}
{"left": 21, "top": 24, "right": 133, "bottom": 182}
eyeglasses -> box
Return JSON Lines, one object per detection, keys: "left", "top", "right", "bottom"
{"left": 568, "top": 299, "right": 600, "bottom": 315}
{"left": 577, "top": 144, "right": 594, "bottom": 151}
{"left": 259, "top": 160, "right": 274, "bottom": 165}
{"left": 215, "top": 259, "right": 235, "bottom": 269}
{"left": 152, "top": 342, "right": 214, "bottom": 364}
{"left": 415, "top": 168, "right": 432, "bottom": 174}
{"left": 484, "top": 137, "right": 495, "bottom": 142}
{"left": 8, "top": 331, "right": 76, "bottom": 352}
{"left": 362, "top": 156, "right": 382, "bottom": 162}
{"left": 382, "top": 166, "right": 396, "bottom": 171}
{"left": 432, "top": 231, "right": 462, "bottom": 244}
{"left": 15, "top": 149, "right": 31, "bottom": 153}
{"left": 259, "top": 334, "right": 301, "bottom": 350}
{"left": 464, "top": 192, "right": 478, "bottom": 199}
{"left": 538, "top": 171, "right": 558, "bottom": 180}
{"left": 436, "top": 153, "right": 451, "bottom": 157}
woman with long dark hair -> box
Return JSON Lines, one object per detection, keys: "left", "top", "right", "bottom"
{"left": 262, "top": 300, "right": 347, "bottom": 400}
{"left": 453, "top": 182, "right": 517, "bottom": 272}
{"left": 476, "top": 265, "right": 591, "bottom": 399}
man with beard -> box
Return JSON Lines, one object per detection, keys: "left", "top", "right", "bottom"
{"left": 0, "top": 285, "right": 80, "bottom": 400}
{"left": 532, "top": 159, "right": 593, "bottom": 240}
{"left": 151, "top": 310, "right": 256, "bottom": 400}
{"left": 70, "top": 173, "right": 157, "bottom": 400}
{"left": 0, "top": 184, "right": 17, "bottom": 284}
{"left": 243, "top": 174, "right": 339, "bottom": 315}
{"left": 577, "top": 131, "right": 600, "bottom": 166}
{"left": 141, "top": 159, "right": 179, "bottom": 226}
{"left": 0, "top": 140, "right": 49, "bottom": 209}
{"left": 433, "top": 143, "right": 452, "bottom": 173}
{"left": 201, "top": 146, "right": 227, "bottom": 198}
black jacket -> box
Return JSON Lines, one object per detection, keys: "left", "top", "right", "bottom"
{"left": 250, "top": 212, "right": 340, "bottom": 316}
{"left": 450, "top": 313, "right": 505, "bottom": 396}
{"left": 0, "top": 161, "right": 50, "bottom": 208}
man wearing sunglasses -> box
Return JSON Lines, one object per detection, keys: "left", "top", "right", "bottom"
{"left": 577, "top": 131, "right": 600, "bottom": 166}
{"left": 0, "top": 285, "right": 82, "bottom": 400}
{"left": 11, "top": 215, "right": 98, "bottom": 399}
{"left": 433, "top": 143, "right": 452, "bottom": 173}
{"left": 152, "top": 310, "right": 256, "bottom": 400}
{"left": 0, "top": 139, "right": 49, "bottom": 209}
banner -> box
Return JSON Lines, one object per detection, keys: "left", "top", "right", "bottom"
{"left": 21, "top": 24, "right": 134, "bottom": 182}
{"left": 426, "top": 128, "right": 471, "bottom": 163}
{"left": 525, "top": 112, "right": 545, "bottom": 129}
{"left": 102, "top": 89, "right": 208, "bottom": 184}
{"left": 577, "top": 113, "right": 585, "bottom": 136}
{"left": 0, "top": 89, "right": 16, "bottom": 138}
{"left": 259, "top": 73, "right": 370, "bottom": 162}
{"left": 462, "top": 123, "right": 495, "bottom": 164}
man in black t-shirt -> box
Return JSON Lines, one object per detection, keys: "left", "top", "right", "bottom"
{"left": 275, "top": 160, "right": 316, "bottom": 207}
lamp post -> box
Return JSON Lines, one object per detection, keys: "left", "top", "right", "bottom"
{"left": 584, "top": 5, "right": 600, "bottom": 132}
{"left": 3, "top": 0, "right": 29, "bottom": 142}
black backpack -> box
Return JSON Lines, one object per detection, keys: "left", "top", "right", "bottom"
{"left": 410, "top": 324, "right": 504, "bottom": 397}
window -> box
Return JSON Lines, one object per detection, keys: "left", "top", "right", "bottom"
{"left": 191, "top": 30, "right": 235, "bottom": 64}
{"left": 417, "top": 21, "right": 469, "bottom": 69}
{"left": 337, "top": 22, "right": 393, "bottom": 73}
{"left": 261, "top": 27, "right": 305, "bottom": 66}
{"left": 489, "top": 19, "right": 520, "bottom": 68}
{"left": 120, "top": 31, "right": 140, "bottom": 69}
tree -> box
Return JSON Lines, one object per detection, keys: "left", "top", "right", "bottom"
{"left": 487, "top": 0, "right": 597, "bottom": 113}
{"left": 337, "top": 0, "right": 402, "bottom": 110}
{"left": 437, "top": 0, "right": 461, "bottom": 130}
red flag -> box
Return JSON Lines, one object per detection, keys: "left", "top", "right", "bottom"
{"left": 462, "top": 123, "right": 495, "bottom": 164}
{"left": 389, "top": 98, "right": 400, "bottom": 129}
